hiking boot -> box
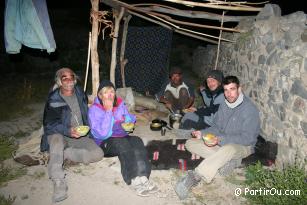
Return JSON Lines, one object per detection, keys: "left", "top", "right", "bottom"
{"left": 218, "top": 158, "right": 242, "bottom": 176}
{"left": 174, "top": 171, "right": 201, "bottom": 200}
{"left": 131, "top": 177, "right": 150, "bottom": 197}
{"left": 52, "top": 179, "right": 68, "bottom": 203}
{"left": 140, "top": 176, "right": 158, "bottom": 194}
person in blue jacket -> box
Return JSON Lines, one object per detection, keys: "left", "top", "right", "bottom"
{"left": 41, "top": 68, "right": 103, "bottom": 203}
{"left": 180, "top": 70, "right": 224, "bottom": 130}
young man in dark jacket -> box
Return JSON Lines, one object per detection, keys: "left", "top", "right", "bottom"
{"left": 41, "top": 68, "right": 103, "bottom": 203}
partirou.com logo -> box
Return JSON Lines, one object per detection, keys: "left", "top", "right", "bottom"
{"left": 234, "top": 187, "right": 301, "bottom": 197}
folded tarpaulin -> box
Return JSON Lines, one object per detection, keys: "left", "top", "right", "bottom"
{"left": 4, "top": 0, "right": 56, "bottom": 54}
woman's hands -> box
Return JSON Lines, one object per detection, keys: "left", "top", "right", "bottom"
{"left": 103, "top": 99, "right": 113, "bottom": 111}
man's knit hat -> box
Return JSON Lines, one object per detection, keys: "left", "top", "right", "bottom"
{"left": 206, "top": 70, "right": 224, "bottom": 83}
{"left": 97, "top": 80, "right": 115, "bottom": 95}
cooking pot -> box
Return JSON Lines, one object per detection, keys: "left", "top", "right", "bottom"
{"left": 169, "top": 113, "right": 183, "bottom": 128}
{"left": 150, "top": 119, "right": 167, "bottom": 131}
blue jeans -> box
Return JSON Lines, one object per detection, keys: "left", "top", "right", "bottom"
{"left": 102, "top": 135, "right": 151, "bottom": 185}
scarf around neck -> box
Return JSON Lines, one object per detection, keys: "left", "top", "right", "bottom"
{"left": 225, "top": 92, "right": 244, "bottom": 109}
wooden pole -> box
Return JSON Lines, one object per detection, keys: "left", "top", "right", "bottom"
{"left": 120, "top": 15, "right": 131, "bottom": 88}
{"left": 110, "top": 7, "right": 125, "bottom": 85}
{"left": 214, "top": 3, "right": 226, "bottom": 70}
{"left": 90, "top": 0, "right": 100, "bottom": 96}
{"left": 84, "top": 32, "right": 92, "bottom": 92}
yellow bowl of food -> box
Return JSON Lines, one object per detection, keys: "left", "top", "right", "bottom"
{"left": 202, "top": 133, "right": 216, "bottom": 146}
{"left": 76, "top": 125, "right": 90, "bottom": 136}
{"left": 121, "top": 122, "right": 134, "bottom": 131}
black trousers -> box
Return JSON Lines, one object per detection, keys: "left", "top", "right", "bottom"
{"left": 101, "top": 135, "right": 151, "bottom": 185}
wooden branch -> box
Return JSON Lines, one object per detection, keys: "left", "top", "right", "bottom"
{"left": 134, "top": 4, "right": 253, "bottom": 22}
{"left": 147, "top": 12, "right": 234, "bottom": 42}
{"left": 120, "top": 15, "right": 131, "bottom": 88}
{"left": 101, "top": 0, "right": 236, "bottom": 43}
{"left": 84, "top": 32, "right": 92, "bottom": 92}
{"left": 110, "top": 7, "right": 125, "bottom": 85}
{"left": 128, "top": 10, "right": 219, "bottom": 44}
{"left": 214, "top": 10, "right": 225, "bottom": 70}
{"left": 161, "top": 0, "right": 262, "bottom": 11}
{"left": 147, "top": 10, "right": 241, "bottom": 33}
{"left": 90, "top": 0, "right": 100, "bottom": 96}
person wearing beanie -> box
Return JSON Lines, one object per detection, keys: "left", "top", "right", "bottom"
{"left": 156, "top": 66, "right": 195, "bottom": 112}
{"left": 180, "top": 69, "right": 225, "bottom": 130}
{"left": 88, "top": 80, "right": 158, "bottom": 197}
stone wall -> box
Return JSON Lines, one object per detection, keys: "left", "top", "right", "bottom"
{"left": 193, "top": 4, "right": 307, "bottom": 167}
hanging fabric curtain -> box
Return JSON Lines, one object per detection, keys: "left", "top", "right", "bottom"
{"left": 4, "top": 0, "right": 56, "bottom": 54}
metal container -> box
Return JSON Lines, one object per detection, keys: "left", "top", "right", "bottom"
{"left": 169, "top": 113, "right": 183, "bottom": 128}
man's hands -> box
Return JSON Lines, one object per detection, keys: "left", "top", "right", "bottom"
{"left": 192, "top": 130, "right": 219, "bottom": 147}
{"left": 70, "top": 127, "right": 81, "bottom": 138}
{"left": 204, "top": 136, "right": 219, "bottom": 147}
{"left": 191, "top": 130, "right": 202, "bottom": 139}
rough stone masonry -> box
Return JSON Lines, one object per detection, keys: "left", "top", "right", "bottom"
{"left": 192, "top": 4, "right": 307, "bottom": 168}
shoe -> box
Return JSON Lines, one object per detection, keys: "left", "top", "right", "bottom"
{"left": 13, "top": 154, "right": 40, "bottom": 166}
{"left": 174, "top": 171, "right": 201, "bottom": 200}
{"left": 139, "top": 176, "right": 158, "bottom": 194}
{"left": 131, "top": 177, "right": 150, "bottom": 197}
{"left": 52, "top": 179, "right": 68, "bottom": 203}
{"left": 218, "top": 158, "right": 242, "bottom": 176}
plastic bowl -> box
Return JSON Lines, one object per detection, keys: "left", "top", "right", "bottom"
{"left": 202, "top": 133, "right": 216, "bottom": 145}
{"left": 76, "top": 125, "right": 90, "bottom": 136}
{"left": 122, "top": 122, "right": 134, "bottom": 131}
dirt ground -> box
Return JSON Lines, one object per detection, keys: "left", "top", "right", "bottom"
{"left": 0, "top": 102, "right": 248, "bottom": 205}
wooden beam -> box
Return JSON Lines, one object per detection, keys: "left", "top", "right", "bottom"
{"left": 135, "top": 5, "right": 253, "bottom": 22}
{"left": 148, "top": 10, "right": 241, "bottom": 33}
{"left": 90, "top": 0, "right": 100, "bottom": 96}
{"left": 128, "top": 10, "right": 219, "bottom": 44}
{"left": 161, "top": 0, "right": 262, "bottom": 11}
{"left": 120, "top": 15, "right": 131, "bottom": 87}
{"left": 110, "top": 7, "right": 125, "bottom": 85}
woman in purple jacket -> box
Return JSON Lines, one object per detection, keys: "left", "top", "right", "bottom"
{"left": 88, "top": 80, "right": 157, "bottom": 197}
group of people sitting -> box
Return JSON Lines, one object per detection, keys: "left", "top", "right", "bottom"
{"left": 156, "top": 67, "right": 260, "bottom": 199}
{"left": 41, "top": 66, "right": 260, "bottom": 203}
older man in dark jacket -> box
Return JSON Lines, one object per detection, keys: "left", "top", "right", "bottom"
{"left": 41, "top": 68, "right": 103, "bottom": 203}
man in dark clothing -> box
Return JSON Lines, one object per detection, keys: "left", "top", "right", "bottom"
{"left": 180, "top": 70, "right": 224, "bottom": 130}
{"left": 41, "top": 68, "right": 103, "bottom": 203}
{"left": 156, "top": 67, "right": 195, "bottom": 112}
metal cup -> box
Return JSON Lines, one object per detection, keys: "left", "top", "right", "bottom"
{"left": 161, "top": 127, "right": 166, "bottom": 136}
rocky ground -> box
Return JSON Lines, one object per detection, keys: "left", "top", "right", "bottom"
{"left": 0, "top": 101, "right": 249, "bottom": 205}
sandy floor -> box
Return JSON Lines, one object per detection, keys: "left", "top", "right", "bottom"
{"left": 0, "top": 103, "right": 248, "bottom": 205}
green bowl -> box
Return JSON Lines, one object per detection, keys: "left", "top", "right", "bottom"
{"left": 76, "top": 125, "right": 90, "bottom": 136}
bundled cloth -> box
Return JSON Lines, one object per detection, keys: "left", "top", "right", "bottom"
{"left": 146, "top": 139, "right": 203, "bottom": 170}
{"left": 13, "top": 127, "right": 48, "bottom": 166}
